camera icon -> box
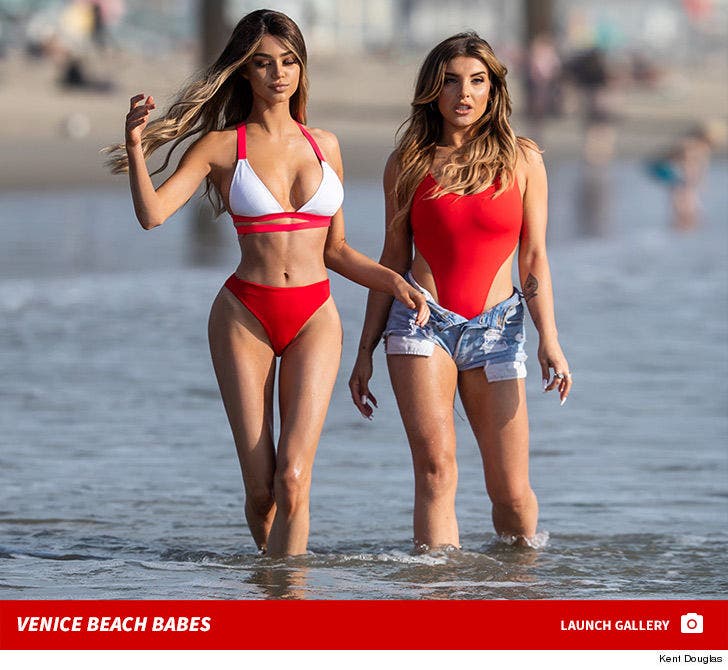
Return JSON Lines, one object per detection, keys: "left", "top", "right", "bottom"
{"left": 680, "top": 613, "right": 704, "bottom": 634}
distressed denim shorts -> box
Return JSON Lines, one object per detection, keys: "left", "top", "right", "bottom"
{"left": 384, "top": 273, "right": 528, "bottom": 382}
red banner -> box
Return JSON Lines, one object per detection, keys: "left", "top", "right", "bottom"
{"left": 1, "top": 600, "right": 726, "bottom": 650}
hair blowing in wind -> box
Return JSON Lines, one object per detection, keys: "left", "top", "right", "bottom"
{"left": 103, "top": 9, "right": 308, "bottom": 214}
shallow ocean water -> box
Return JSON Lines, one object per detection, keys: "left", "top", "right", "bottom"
{"left": 1, "top": 160, "right": 726, "bottom": 599}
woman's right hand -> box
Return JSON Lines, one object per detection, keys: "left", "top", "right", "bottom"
{"left": 392, "top": 276, "right": 430, "bottom": 327}
{"left": 349, "top": 353, "right": 378, "bottom": 420}
{"left": 125, "top": 93, "right": 156, "bottom": 148}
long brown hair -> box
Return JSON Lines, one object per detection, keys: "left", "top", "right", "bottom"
{"left": 392, "top": 32, "right": 537, "bottom": 229}
{"left": 104, "top": 9, "right": 309, "bottom": 214}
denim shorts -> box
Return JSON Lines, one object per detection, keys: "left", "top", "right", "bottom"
{"left": 384, "top": 273, "right": 528, "bottom": 382}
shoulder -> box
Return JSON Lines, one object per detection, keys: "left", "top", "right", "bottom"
{"left": 512, "top": 138, "right": 546, "bottom": 201}
{"left": 384, "top": 150, "right": 402, "bottom": 184}
{"left": 306, "top": 126, "right": 340, "bottom": 157}
{"left": 306, "top": 126, "right": 343, "bottom": 177}
{"left": 196, "top": 128, "right": 235, "bottom": 148}
{"left": 514, "top": 137, "right": 546, "bottom": 193}
{"left": 515, "top": 137, "right": 545, "bottom": 173}
{"left": 184, "top": 128, "right": 236, "bottom": 165}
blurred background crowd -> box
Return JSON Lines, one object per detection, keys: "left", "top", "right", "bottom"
{"left": 0, "top": 0, "right": 725, "bottom": 235}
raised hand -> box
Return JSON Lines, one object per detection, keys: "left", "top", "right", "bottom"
{"left": 125, "top": 94, "right": 156, "bottom": 148}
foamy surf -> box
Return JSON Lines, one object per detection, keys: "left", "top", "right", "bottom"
{"left": 496, "top": 531, "right": 550, "bottom": 549}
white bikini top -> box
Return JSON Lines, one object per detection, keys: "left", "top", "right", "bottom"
{"left": 229, "top": 122, "right": 344, "bottom": 234}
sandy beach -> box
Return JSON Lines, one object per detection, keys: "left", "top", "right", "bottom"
{"left": 1, "top": 48, "right": 725, "bottom": 190}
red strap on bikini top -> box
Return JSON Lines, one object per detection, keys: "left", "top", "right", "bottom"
{"left": 237, "top": 122, "right": 247, "bottom": 159}
{"left": 232, "top": 215, "right": 331, "bottom": 234}
{"left": 295, "top": 123, "right": 325, "bottom": 161}
{"left": 235, "top": 122, "right": 325, "bottom": 161}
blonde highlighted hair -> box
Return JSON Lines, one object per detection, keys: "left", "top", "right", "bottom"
{"left": 104, "top": 9, "right": 308, "bottom": 214}
{"left": 392, "top": 32, "right": 538, "bottom": 229}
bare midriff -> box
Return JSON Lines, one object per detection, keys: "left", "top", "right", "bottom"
{"left": 234, "top": 221, "right": 329, "bottom": 287}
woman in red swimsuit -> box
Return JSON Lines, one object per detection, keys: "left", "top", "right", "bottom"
{"left": 105, "top": 10, "right": 428, "bottom": 557}
{"left": 349, "top": 33, "right": 572, "bottom": 550}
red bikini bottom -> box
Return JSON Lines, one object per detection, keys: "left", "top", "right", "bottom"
{"left": 224, "top": 274, "right": 330, "bottom": 356}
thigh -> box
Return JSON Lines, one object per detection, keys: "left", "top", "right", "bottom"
{"left": 457, "top": 372, "right": 530, "bottom": 497}
{"left": 387, "top": 346, "right": 459, "bottom": 460}
{"left": 208, "top": 287, "right": 277, "bottom": 483}
{"left": 276, "top": 297, "right": 342, "bottom": 471}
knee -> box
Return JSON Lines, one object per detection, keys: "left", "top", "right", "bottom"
{"left": 245, "top": 486, "right": 275, "bottom": 518}
{"left": 488, "top": 483, "right": 536, "bottom": 512}
{"left": 273, "top": 466, "right": 311, "bottom": 515}
{"left": 412, "top": 449, "right": 458, "bottom": 497}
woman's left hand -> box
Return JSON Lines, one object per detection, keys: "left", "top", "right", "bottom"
{"left": 393, "top": 279, "right": 430, "bottom": 326}
{"left": 539, "top": 339, "right": 572, "bottom": 406}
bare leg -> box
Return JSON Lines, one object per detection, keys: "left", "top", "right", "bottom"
{"left": 387, "top": 346, "right": 460, "bottom": 550}
{"left": 458, "top": 373, "right": 538, "bottom": 541}
{"left": 267, "top": 298, "right": 343, "bottom": 557}
{"left": 208, "top": 287, "right": 277, "bottom": 551}
{"left": 672, "top": 185, "right": 699, "bottom": 231}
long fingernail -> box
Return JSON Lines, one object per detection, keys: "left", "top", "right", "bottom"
{"left": 560, "top": 397, "right": 567, "bottom": 406}
{"left": 361, "top": 395, "right": 368, "bottom": 405}
{"left": 542, "top": 379, "right": 548, "bottom": 391}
